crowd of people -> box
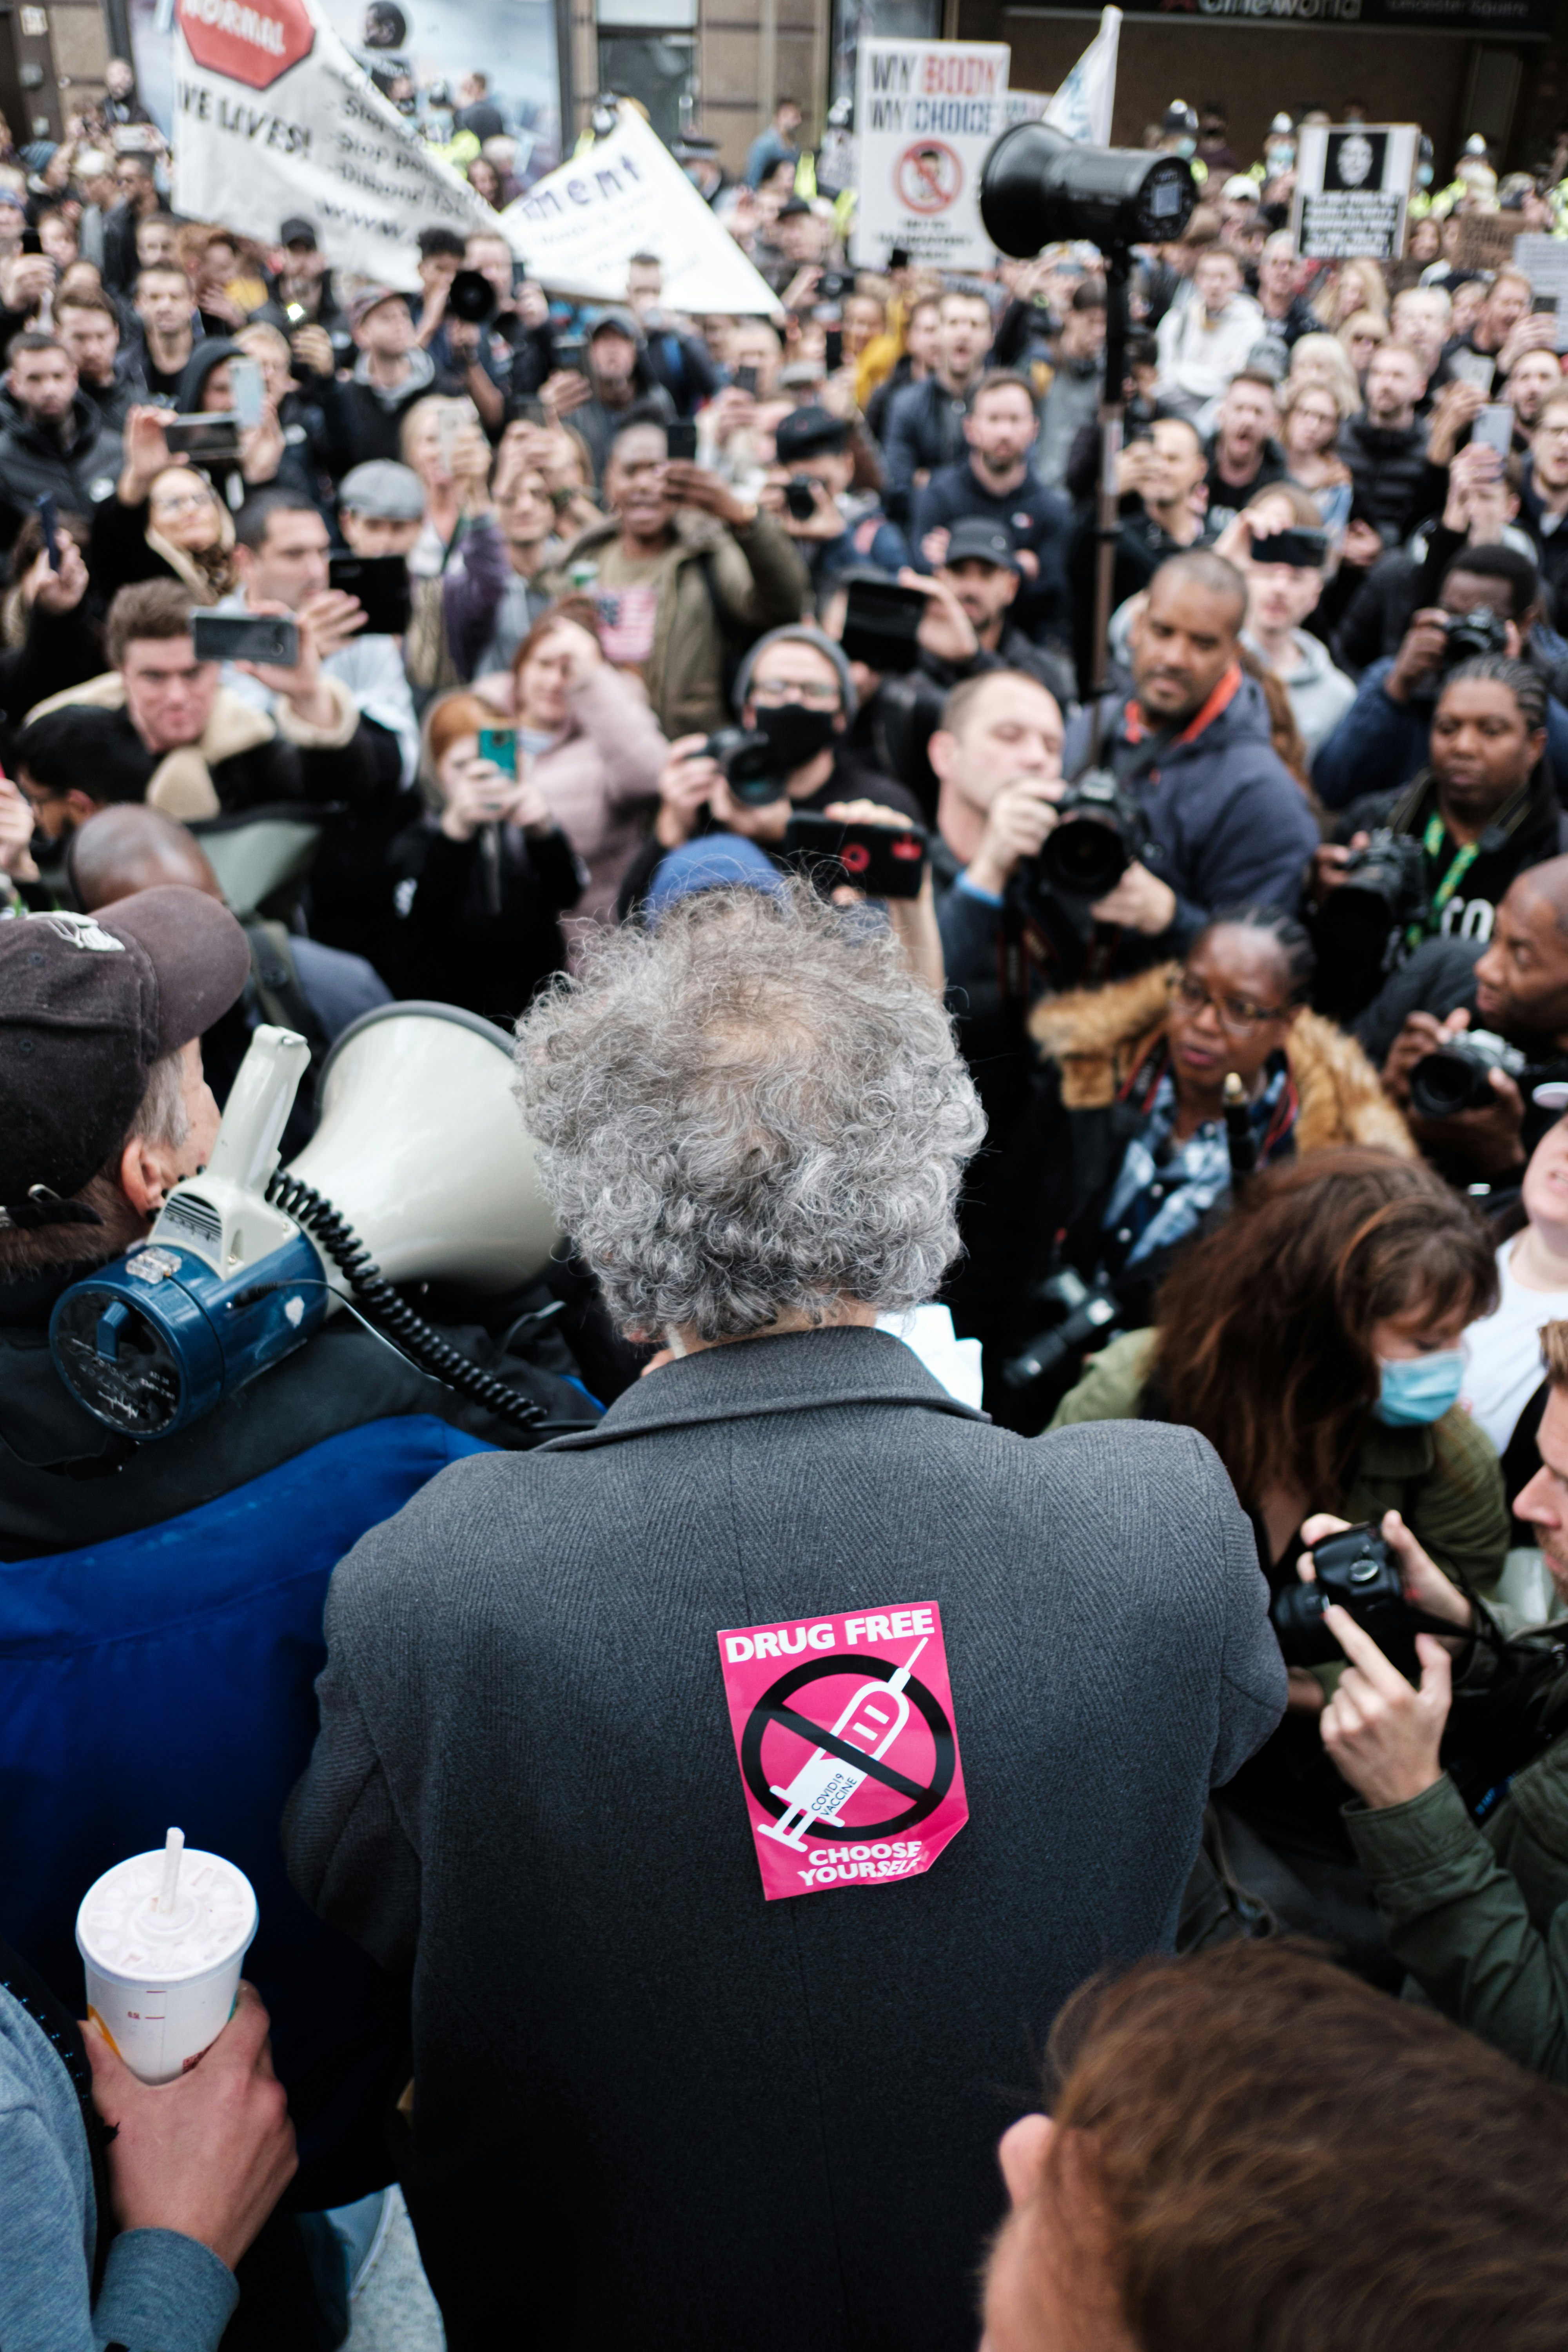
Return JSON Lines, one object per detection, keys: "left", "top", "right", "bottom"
{"left": 6, "top": 63, "right": 1568, "bottom": 2352}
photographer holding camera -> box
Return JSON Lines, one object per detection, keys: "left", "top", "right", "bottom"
{"left": 1312, "top": 659, "right": 1561, "bottom": 1029}
{"left": 1314, "top": 546, "right": 1568, "bottom": 812}
{"left": 1056, "top": 550, "right": 1319, "bottom": 972}
{"left": 619, "top": 624, "right": 936, "bottom": 985}
{"left": 1052, "top": 1149, "right": 1507, "bottom": 1971}
{"left": 1307, "top": 1320, "right": 1568, "bottom": 2079}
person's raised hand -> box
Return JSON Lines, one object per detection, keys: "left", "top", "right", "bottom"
{"left": 1319, "top": 1610, "right": 1453, "bottom": 1809}
{"left": 1387, "top": 606, "right": 1451, "bottom": 702}
{"left": 706, "top": 383, "right": 755, "bottom": 447}
{"left": 84, "top": 1980, "right": 296, "bottom": 2274}
{"left": 298, "top": 586, "right": 367, "bottom": 659}
{"left": 450, "top": 420, "right": 494, "bottom": 509}
{"left": 780, "top": 477, "right": 844, "bottom": 542}
{"left": 1497, "top": 311, "right": 1560, "bottom": 380}
{"left": 900, "top": 566, "right": 978, "bottom": 664}
{"left": 1090, "top": 860, "right": 1178, "bottom": 936}
{"left": 440, "top": 754, "right": 517, "bottom": 842}
{"left": 238, "top": 401, "right": 286, "bottom": 488}
{"left": 1339, "top": 517, "right": 1385, "bottom": 571}
{"left": 1213, "top": 488, "right": 1297, "bottom": 568}
{"left": 1426, "top": 378, "right": 1486, "bottom": 466}
{"left": 548, "top": 615, "right": 601, "bottom": 690}
{"left": 662, "top": 461, "right": 755, "bottom": 528}
{"left": 1381, "top": 1005, "right": 1463, "bottom": 1104}
{"left": 235, "top": 600, "right": 334, "bottom": 727}
{"left": 1115, "top": 441, "right": 1157, "bottom": 499}
{"left": 779, "top": 265, "right": 822, "bottom": 315}
{"left": 121, "top": 404, "right": 175, "bottom": 504}
{"left": 966, "top": 776, "right": 1061, "bottom": 898}
{"left": 289, "top": 322, "right": 334, "bottom": 378}
{"left": 920, "top": 525, "right": 951, "bottom": 569}
{"left": 515, "top": 281, "right": 548, "bottom": 330}
{"left": 1, "top": 252, "right": 55, "bottom": 315}
{"left": 656, "top": 733, "right": 718, "bottom": 848}
{"left": 0, "top": 772, "right": 38, "bottom": 880}
{"left": 27, "top": 534, "right": 89, "bottom": 615}
{"left": 199, "top": 284, "right": 247, "bottom": 332}
{"left": 541, "top": 367, "right": 592, "bottom": 418}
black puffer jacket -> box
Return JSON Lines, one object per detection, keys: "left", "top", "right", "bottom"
{"left": 1343, "top": 416, "right": 1445, "bottom": 548}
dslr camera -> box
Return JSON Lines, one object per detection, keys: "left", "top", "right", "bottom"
{"left": 1270, "top": 1522, "right": 1448, "bottom": 1685}
{"left": 1408, "top": 1027, "right": 1527, "bottom": 1120}
{"left": 1034, "top": 768, "right": 1150, "bottom": 902}
{"left": 695, "top": 726, "right": 782, "bottom": 806}
{"left": 1310, "top": 827, "right": 1428, "bottom": 1023}
{"left": 1000, "top": 1268, "right": 1122, "bottom": 1399}
{"left": 1441, "top": 606, "right": 1510, "bottom": 669}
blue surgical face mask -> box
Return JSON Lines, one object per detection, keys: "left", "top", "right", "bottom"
{"left": 1174, "top": 136, "right": 1196, "bottom": 159}
{"left": 1417, "top": 163, "right": 1434, "bottom": 188}
{"left": 1375, "top": 1350, "right": 1465, "bottom": 1426}
{"left": 1268, "top": 143, "right": 1296, "bottom": 172}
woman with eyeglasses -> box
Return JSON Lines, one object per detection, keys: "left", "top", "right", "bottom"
{"left": 1005, "top": 907, "right": 1410, "bottom": 1428}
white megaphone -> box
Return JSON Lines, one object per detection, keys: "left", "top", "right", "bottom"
{"left": 48, "top": 1004, "right": 564, "bottom": 1441}
{"left": 285, "top": 1001, "right": 559, "bottom": 1292}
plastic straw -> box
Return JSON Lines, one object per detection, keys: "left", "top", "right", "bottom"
{"left": 156, "top": 1826, "right": 185, "bottom": 1916}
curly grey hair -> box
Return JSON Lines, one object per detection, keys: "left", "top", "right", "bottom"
{"left": 513, "top": 883, "right": 984, "bottom": 1341}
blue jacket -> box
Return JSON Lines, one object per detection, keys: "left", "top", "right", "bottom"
{"left": 1314, "top": 658, "right": 1568, "bottom": 812}
{"left": 1064, "top": 669, "right": 1320, "bottom": 949}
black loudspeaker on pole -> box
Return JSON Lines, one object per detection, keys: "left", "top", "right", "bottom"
{"left": 980, "top": 121, "right": 1195, "bottom": 697}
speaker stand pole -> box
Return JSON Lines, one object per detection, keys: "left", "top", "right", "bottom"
{"left": 1090, "top": 247, "right": 1131, "bottom": 700}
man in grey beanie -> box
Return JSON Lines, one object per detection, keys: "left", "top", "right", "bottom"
{"left": 615, "top": 622, "right": 924, "bottom": 921}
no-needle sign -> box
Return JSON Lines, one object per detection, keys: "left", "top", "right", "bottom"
{"left": 178, "top": 0, "right": 314, "bottom": 89}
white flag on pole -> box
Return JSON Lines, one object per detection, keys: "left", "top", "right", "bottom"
{"left": 172, "top": 0, "right": 491, "bottom": 290}
{"left": 1040, "top": 7, "right": 1121, "bottom": 149}
{"left": 501, "top": 108, "right": 782, "bottom": 318}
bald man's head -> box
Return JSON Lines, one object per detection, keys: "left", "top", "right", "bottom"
{"left": 1475, "top": 857, "right": 1568, "bottom": 1048}
{"left": 67, "top": 802, "right": 223, "bottom": 911}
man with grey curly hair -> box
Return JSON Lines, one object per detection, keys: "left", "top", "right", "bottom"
{"left": 517, "top": 881, "right": 975, "bottom": 1344}
{"left": 286, "top": 884, "right": 1287, "bottom": 2352}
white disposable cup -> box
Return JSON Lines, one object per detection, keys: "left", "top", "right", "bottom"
{"left": 76, "top": 1847, "right": 258, "bottom": 2085}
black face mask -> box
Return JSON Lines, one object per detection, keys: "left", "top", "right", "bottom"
{"left": 753, "top": 701, "right": 839, "bottom": 775}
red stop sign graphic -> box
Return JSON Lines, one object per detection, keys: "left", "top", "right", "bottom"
{"left": 179, "top": 0, "right": 314, "bottom": 89}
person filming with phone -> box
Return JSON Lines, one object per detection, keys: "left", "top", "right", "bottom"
{"left": 24, "top": 577, "right": 386, "bottom": 817}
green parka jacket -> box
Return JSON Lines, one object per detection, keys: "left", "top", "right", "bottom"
{"left": 1347, "top": 1710, "right": 1568, "bottom": 2083}
{"left": 539, "top": 506, "right": 809, "bottom": 740}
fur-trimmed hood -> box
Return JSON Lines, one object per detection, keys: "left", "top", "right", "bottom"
{"left": 23, "top": 668, "right": 358, "bottom": 820}
{"left": 1030, "top": 962, "right": 1414, "bottom": 1158}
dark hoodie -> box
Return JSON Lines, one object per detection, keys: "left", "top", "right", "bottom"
{"left": 0, "top": 392, "right": 121, "bottom": 547}
{"left": 171, "top": 339, "right": 321, "bottom": 508}
{"left": 1335, "top": 757, "right": 1568, "bottom": 953}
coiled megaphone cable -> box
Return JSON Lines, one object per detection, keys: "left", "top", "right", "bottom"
{"left": 265, "top": 1170, "right": 548, "bottom": 1432}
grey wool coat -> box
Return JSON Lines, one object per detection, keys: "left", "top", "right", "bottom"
{"left": 284, "top": 1325, "right": 1284, "bottom": 2350}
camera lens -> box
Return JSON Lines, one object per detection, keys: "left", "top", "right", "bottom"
{"left": 1042, "top": 812, "right": 1130, "bottom": 900}
{"left": 1408, "top": 1045, "right": 1488, "bottom": 1120}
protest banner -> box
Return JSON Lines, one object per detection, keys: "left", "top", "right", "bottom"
{"left": 172, "top": 0, "right": 491, "bottom": 289}
{"left": 501, "top": 105, "right": 781, "bottom": 316}
{"left": 851, "top": 37, "right": 1009, "bottom": 272}
{"left": 1291, "top": 122, "right": 1419, "bottom": 263}
{"left": 1038, "top": 8, "right": 1120, "bottom": 149}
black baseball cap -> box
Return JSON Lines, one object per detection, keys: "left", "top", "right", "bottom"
{"left": 942, "top": 519, "right": 1019, "bottom": 573}
{"left": 279, "top": 217, "right": 318, "bottom": 249}
{"left": 0, "top": 887, "right": 249, "bottom": 1229}
{"left": 774, "top": 404, "right": 849, "bottom": 463}
{"left": 777, "top": 196, "right": 813, "bottom": 221}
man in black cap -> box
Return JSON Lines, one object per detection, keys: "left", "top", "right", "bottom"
{"left": 936, "top": 519, "right": 1074, "bottom": 704}
{"left": 0, "top": 885, "right": 592, "bottom": 2240}
{"left": 769, "top": 403, "right": 910, "bottom": 586}
{"left": 269, "top": 215, "right": 348, "bottom": 367}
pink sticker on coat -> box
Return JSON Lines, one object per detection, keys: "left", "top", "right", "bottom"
{"left": 716, "top": 1602, "right": 968, "bottom": 1901}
